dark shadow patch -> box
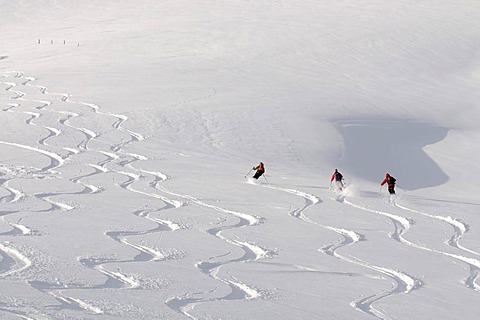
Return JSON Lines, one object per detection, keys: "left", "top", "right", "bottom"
{"left": 0, "top": 56, "right": 8, "bottom": 60}
{"left": 335, "top": 119, "right": 449, "bottom": 190}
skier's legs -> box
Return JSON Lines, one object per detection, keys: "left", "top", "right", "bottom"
{"left": 335, "top": 180, "right": 344, "bottom": 190}
{"left": 388, "top": 186, "right": 395, "bottom": 195}
{"left": 253, "top": 171, "right": 264, "bottom": 179}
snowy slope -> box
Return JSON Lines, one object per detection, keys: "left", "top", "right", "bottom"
{"left": 1, "top": 0, "right": 480, "bottom": 319}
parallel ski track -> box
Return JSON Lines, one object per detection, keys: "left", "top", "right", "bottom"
{"left": 1, "top": 72, "right": 111, "bottom": 314}
{"left": 394, "top": 200, "right": 480, "bottom": 291}
{"left": 75, "top": 87, "right": 269, "bottom": 317}
{"left": 320, "top": 195, "right": 419, "bottom": 319}
{"left": 160, "top": 186, "right": 270, "bottom": 319}
{"left": 260, "top": 183, "right": 421, "bottom": 320}
{"left": 1, "top": 72, "right": 187, "bottom": 316}
{"left": 4, "top": 72, "right": 251, "bottom": 317}
{"left": 340, "top": 195, "right": 480, "bottom": 296}
{"left": 0, "top": 242, "right": 32, "bottom": 278}
{"left": 6, "top": 71, "right": 468, "bottom": 319}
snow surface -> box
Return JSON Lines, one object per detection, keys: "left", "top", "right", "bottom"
{"left": 1, "top": 0, "right": 480, "bottom": 319}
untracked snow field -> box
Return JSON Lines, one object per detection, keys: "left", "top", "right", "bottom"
{"left": 1, "top": 0, "right": 480, "bottom": 319}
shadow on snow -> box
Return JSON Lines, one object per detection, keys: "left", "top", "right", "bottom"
{"left": 336, "top": 119, "right": 449, "bottom": 190}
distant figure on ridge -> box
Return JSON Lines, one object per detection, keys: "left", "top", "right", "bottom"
{"left": 381, "top": 173, "right": 396, "bottom": 195}
{"left": 252, "top": 162, "right": 265, "bottom": 179}
{"left": 330, "top": 169, "right": 345, "bottom": 190}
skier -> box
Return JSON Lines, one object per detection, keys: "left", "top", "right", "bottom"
{"left": 381, "top": 173, "right": 396, "bottom": 195}
{"left": 252, "top": 162, "right": 265, "bottom": 179}
{"left": 330, "top": 169, "right": 345, "bottom": 190}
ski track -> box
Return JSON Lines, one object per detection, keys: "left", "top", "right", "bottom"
{"left": 101, "top": 202, "right": 186, "bottom": 267}
{"left": 340, "top": 196, "right": 480, "bottom": 294}
{"left": 6, "top": 71, "right": 475, "bottom": 318}
{"left": 0, "top": 307, "right": 37, "bottom": 320}
{"left": 160, "top": 188, "right": 262, "bottom": 226}
{"left": 263, "top": 182, "right": 415, "bottom": 318}
{"left": 81, "top": 102, "right": 145, "bottom": 152}
{"left": 75, "top": 201, "right": 186, "bottom": 312}
{"left": 38, "top": 126, "right": 62, "bottom": 146}
{"left": 19, "top": 73, "right": 205, "bottom": 315}
{"left": 28, "top": 279, "right": 105, "bottom": 315}
{"left": 56, "top": 111, "right": 95, "bottom": 151}
{"left": 0, "top": 179, "right": 25, "bottom": 204}
{"left": 159, "top": 187, "right": 270, "bottom": 318}
{"left": 33, "top": 192, "right": 76, "bottom": 212}
{"left": 0, "top": 215, "right": 30, "bottom": 237}
{"left": 0, "top": 175, "right": 35, "bottom": 238}
{"left": 79, "top": 256, "right": 141, "bottom": 290}
{"left": 320, "top": 225, "right": 420, "bottom": 320}
{"left": 393, "top": 200, "right": 480, "bottom": 291}
{"left": 1, "top": 72, "right": 183, "bottom": 316}
{"left": 258, "top": 182, "right": 420, "bottom": 320}
{"left": 0, "top": 242, "right": 32, "bottom": 278}
{"left": 394, "top": 201, "right": 480, "bottom": 257}
{"left": 0, "top": 141, "right": 63, "bottom": 172}
{"left": 7, "top": 72, "right": 261, "bottom": 300}
{"left": 263, "top": 183, "right": 321, "bottom": 220}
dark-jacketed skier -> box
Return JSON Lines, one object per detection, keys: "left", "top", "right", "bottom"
{"left": 330, "top": 169, "right": 345, "bottom": 190}
{"left": 252, "top": 162, "right": 265, "bottom": 179}
{"left": 381, "top": 173, "right": 396, "bottom": 195}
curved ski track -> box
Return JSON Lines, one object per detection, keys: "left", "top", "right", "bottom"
{"left": 258, "top": 182, "right": 421, "bottom": 320}
{"left": 0, "top": 72, "right": 185, "bottom": 315}
{"left": 254, "top": 181, "right": 480, "bottom": 319}
{"left": 341, "top": 197, "right": 480, "bottom": 290}
{"left": 5, "top": 71, "right": 478, "bottom": 318}
{"left": 158, "top": 187, "right": 273, "bottom": 319}
{"left": 1, "top": 71, "right": 273, "bottom": 317}
{"left": 327, "top": 192, "right": 480, "bottom": 318}
{"left": 393, "top": 200, "right": 480, "bottom": 291}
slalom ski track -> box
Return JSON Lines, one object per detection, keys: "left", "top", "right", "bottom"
{"left": 253, "top": 182, "right": 423, "bottom": 319}
{"left": 343, "top": 199, "right": 412, "bottom": 243}
{"left": 262, "top": 184, "right": 321, "bottom": 220}
{"left": 159, "top": 187, "right": 270, "bottom": 319}
{"left": 0, "top": 179, "right": 24, "bottom": 204}
{"left": 3, "top": 72, "right": 179, "bottom": 212}
{"left": 0, "top": 140, "right": 64, "bottom": 172}
{"left": 394, "top": 200, "right": 480, "bottom": 291}
{"left": 159, "top": 188, "right": 262, "bottom": 226}
{"left": 81, "top": 102, "right": 145, "bottom": 152}
{"left": 342, "top": 197, "right": 480, "bottom": 292}
{"left": 320, "top": 226, "right": 420, "bottom": 320}
{"left": 1, "top": 71, "right": 188, "bottom": 316}
{"left": 5, "top": 72, "right": 255, "bottom": 317}
{"left": 2, "top": 61, "right": 476, "bottom": 319}
{"left": 102, "top": 206, "right": 187, "bottom": 265}
{"left": 394, "top": 201, "right": 480, "bottom": 256}
{"left": 0, "top": 242, "right": 32, "bottom": 278}
{"left": 28, "top": 279, "right": 105, "bottom": 315}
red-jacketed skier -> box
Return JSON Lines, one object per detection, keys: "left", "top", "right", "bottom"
{"left": 381, "top": 173, "right": 396, "bottom": 195}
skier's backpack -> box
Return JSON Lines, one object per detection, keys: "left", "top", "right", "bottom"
{"left": 388, "top": 176, "right": 396, "bottom": 184}
{"left": 335, "top": 172, "right": 343, "bottom": 181}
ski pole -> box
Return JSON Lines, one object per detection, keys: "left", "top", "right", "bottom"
{"left": 396, "top": 184, "right": 407, "bottom": 192}
{"left": 244, "top": 168, "right": 253, "bottom": 178}
{"left": 262, "top": 174, "right": 269, "bottom": 183}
